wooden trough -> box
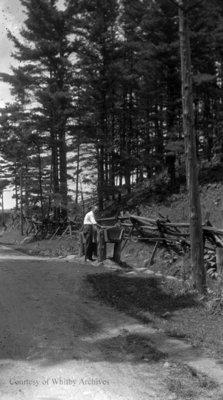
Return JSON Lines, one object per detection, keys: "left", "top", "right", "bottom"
{"left": 79, "top": 225, "right": 124, "bottom": 263}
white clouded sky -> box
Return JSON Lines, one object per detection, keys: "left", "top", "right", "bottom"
{"left": 0, "top": 0, "right": 23, "bottom": 65}
{"left": 0, "top": 0, "right": 24, "bottom": 208}
{"left": 0, "top": 0, "right": 65, "bottom": 106}
{"left": 0, "top": 0, "right": 24, "bottom": 106}
{"left": 0, "top": 0, "right": 65, "bottom": 209}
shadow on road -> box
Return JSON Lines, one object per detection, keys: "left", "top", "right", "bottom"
{"left": 87, "top": 271, "right": 198, "bottom": 321}
{"left": 0, "top": 263, "right": 198, "bottom": 367}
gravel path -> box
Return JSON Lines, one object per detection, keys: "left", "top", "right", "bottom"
{"left": 0, "top": 245, "right": 221, "bottom": 400}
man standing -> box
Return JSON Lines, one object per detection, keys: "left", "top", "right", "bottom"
{"left": 83, "top": 205, "right": 101, "bottom": 261}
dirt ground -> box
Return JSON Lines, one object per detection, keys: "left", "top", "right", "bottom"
{"left": 0, "top": 243, "right": 222, "bottom": 400}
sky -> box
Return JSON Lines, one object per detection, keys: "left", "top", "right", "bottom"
{"left": 0, "top": 0, "right": 65, "bottom": 209}
{"left": 0, "top": 0, "right": 65, "bottom": 108}
{"left": 0, "top": 0, "right": 24, "bottom": 107}
{"left": 0, "top": 0, "right": 24, "bottom": 208}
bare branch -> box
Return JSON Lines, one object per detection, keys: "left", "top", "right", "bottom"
{"left": 168, "top": 0, "right": 204, "bottom": 12}
{"left": 187, "top": 0, "right": 204, "bottom": 12}
{"left": 168, "top": 0, "right": 185, "bottom": 11}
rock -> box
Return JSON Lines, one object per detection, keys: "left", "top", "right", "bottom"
{"left": 144, "top": 270, "right": 155, "bottom": 275}
{"left": 42, "top": 250, "right": 51, "bottom": 257}
{"left": 143, "top": 258, "right": 150, "bottom": 267}
{"left": 74, "top": 256, "right": 85, "bottom": 261}
{"left": 20, "top": 236, "right": 34, "bottom": 244}
{"left": 104, "top": 259, "right": 118, "bottom": 268}
{"left": 125, "top": 271, "right": 137, "bottom": 275}
{"left": 64, "top": 254, "right": 76, "bottom": 261}
{"left": 103, "top": 260, "right": 121, "bottom": 270}
{"left": 163, "top": 361, "right": 170, "bottom": 368}
{"left": 166, "top": 275, "right": 178, "bottom": 281}
{"left": 136, "top": 267, "right": 147, "bottom": 272}
{"left": 161, "top": 311, "right": 170, "bottom": 318}
{"left": 168, "top": 395, "right": 177, "bottom": 400}
{"left": 91, "top": 261, "right": 104, "bottom": 267}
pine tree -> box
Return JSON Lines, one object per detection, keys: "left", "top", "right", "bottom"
{"left": 2, "top": 0, "right": 75, "bottom": 218}
{"left": 66, "top": 0, "right": 121, "bottom": 209}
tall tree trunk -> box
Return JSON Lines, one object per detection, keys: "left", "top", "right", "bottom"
{"left": 51, "top": 118, "right": 59, "bottom": 220}
{"left": 75, "top": 132, "right": 80, "bottom": 204}
{"left": 24, "top": 164, "right": 29, "bottom": 217}
{"left": 109, "top": 97, "right": 116, "bottom": 199}
{"left": 155, "top": 102, "right": 164, "bottom": 171}
{"left": 97, "top": 143, "right": 104, "bottom": 211}
{"left": 14, "top": 165, "right": 19, "bottom": 211}
{"left": 178, "top": 0, "right": 206, "bottom": 293}
{"left": 37, "top": 144, "right": 44, "bottom": 218}
{"left": 59, "top": 128, "right": 68, "bottom": 219}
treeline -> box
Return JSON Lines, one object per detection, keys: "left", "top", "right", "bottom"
{"left": 0, "top": 0, "right": 223, "bottom": 216}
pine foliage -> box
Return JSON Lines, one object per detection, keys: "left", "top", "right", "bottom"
{"left": 0, "top": 0, "right": 222, "bottom": 211}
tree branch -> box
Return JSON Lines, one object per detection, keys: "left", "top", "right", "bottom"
{"left": 168, "top": 0, "right": 204, "bottom": 13}
{"left": 187, "top": 0, "right": 204, "bottom": 12}
{"left": 168, "top": 0, "right": 185, "bottom": 11}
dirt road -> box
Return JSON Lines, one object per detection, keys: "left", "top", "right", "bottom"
{"left": 0, "top": 244, "right": 171, "bottom": 400}
{"left": 0, "top": 244, "right": 221, "bottom": 400}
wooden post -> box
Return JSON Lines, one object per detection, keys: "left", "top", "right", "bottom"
{"left": 97, "top": 229, "right": 106, "bottom": 262}
{"left": 216, "top": 247, "right": 223, "bottom": 278}
{"left": 79, "top": 232, "right": 85, "bottom": 257}
{"left": 156, "top": 220, "right": 168, "bottom": 249}
{"left": 216, "top": 244, "right": 223, "bottom": 298}
{"left": 216, "top": 209, "right": 223, "bottom": 286}
{"left": 178, "top": 0, "right": 205, "bottom": 293}
{"left": 113, "top": 242, "right": 121, "bottom": 264}
{"left": 149, "top": 241, "right": 159, "bottom": 266}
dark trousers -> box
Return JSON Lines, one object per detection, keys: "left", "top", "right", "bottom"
{"left": 83, "top": 225, "right": 97, "bottom": 260}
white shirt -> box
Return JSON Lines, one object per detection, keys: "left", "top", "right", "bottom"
{"left": 83, "top": 210, "right": 97, "bottom": 225}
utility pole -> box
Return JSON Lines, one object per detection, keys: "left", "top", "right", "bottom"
{"left": 178, "top": 0, "right": 206, "bottom": 292}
